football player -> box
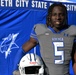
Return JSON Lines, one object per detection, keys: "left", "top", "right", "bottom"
{"left": 22, "top": 2, "right": 76, "bottom": 75}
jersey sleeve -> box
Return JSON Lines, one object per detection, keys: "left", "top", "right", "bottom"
{"left": 30, "top": 24, "right": 47, "bottom": 41}
{"left": 30, "top": 25, "right": 38, "bottom": 41}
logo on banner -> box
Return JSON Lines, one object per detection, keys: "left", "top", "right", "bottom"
{"left": 0, "top": 33, "right": 19, "bottom": 59}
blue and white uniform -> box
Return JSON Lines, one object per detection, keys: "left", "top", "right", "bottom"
{"left": 30, "top": 24, "right": 76, "bottom": 75}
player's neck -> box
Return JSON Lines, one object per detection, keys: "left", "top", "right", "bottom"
{"left": 53, "top": 27, "right": 60, "bottom": 33}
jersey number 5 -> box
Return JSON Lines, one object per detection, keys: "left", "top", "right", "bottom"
{"left": 53, "top": 42, "right": 64, "bottom": 64}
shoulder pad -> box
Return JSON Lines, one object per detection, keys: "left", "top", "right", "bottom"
{"left": 34, "top": 24, "right": 48, "bottom": 35}
{"left": 64, "top": 25, "right": 76, "bottom": 36}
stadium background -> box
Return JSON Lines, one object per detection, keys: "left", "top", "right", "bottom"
{"left": 0, "top": 0, "right": 76, "bottom": 75}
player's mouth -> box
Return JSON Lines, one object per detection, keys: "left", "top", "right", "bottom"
{"left": 56, "top": 21, "right": 60, "bottom": 24}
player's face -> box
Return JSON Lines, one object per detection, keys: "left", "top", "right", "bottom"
{"left": 50, "top": 6, "right": 66, "bottom": 29}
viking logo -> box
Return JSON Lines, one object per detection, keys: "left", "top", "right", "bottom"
{"left": 0, "top": 33, "right": 19, "bottom": 59}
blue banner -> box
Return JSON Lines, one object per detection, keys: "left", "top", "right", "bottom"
{"left": 0, "top": 0, "right": 76, "bottom": 75}
{"left": 0, "top": 0, "right": 76, "bottom": 11}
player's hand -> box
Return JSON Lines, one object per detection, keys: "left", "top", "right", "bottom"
{"left": 13, "top": 70, "right": 20, "bottom": 75}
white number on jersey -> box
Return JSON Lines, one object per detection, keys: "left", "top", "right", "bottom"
{"left": 53, "top": 42, "right": 64, "bottom": 64}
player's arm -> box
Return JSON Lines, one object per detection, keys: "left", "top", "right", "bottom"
{"left": 22, "top": 37, "right": 38, "bottom": 52}
{"left": 73, "top": 52, "right": 76, "bottom": 75}
{"left": 71, "top": 42, "right": 76, "bottom": 75}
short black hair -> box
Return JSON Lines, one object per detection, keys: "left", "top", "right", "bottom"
{"left": 46, "top": 2, "right": 68, "bottom": 28}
